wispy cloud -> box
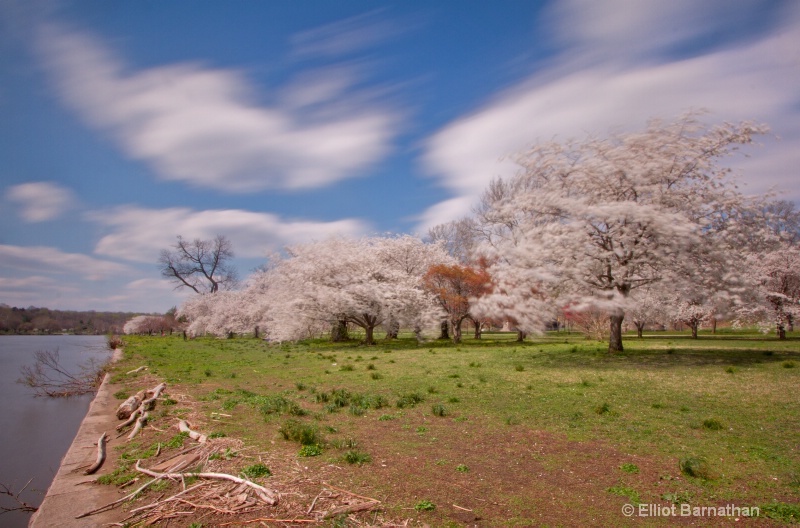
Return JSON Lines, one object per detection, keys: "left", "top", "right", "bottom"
{"left": 418, "top": 1, "right": 800, "bottom": 231}
{"left": 37, "top": 24, "right": 399, "bottom": 192}
{"left": 0, "top": 244, "right": 132, "bottom": 280}
{"left": 89, "top": 206, "right": 371, "bottom": 263}
{"left": 6, "top": 181, "right": 76, "bottom": 222}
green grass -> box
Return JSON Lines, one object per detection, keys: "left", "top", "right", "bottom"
{"left": 115, "top": 331, "right": 800, "bottom": 523}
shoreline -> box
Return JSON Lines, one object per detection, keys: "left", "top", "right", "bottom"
{"left": 29, "top": 348, "right": 126, "bottom": 527}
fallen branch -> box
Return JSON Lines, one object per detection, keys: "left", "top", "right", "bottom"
{"left": 323, "top": 500, "right": 380, "bottom": 519}
{"left": 18, "top": 348, "right": 105, "bottom": 398}
{"left": 141, "top": 383, "right": 166, "bottom": 411}
{"left": 77, "top": 475, "right": 163, "bottom": 518}
{"left": 116, "top": 394, "right": 143, "bottom": 420}
{"left": 84, "top": 432, "right": 107, "bottom": 475}
{"left": 0, "top": 479, "right": 38, "bottom": 514}
{"left": 220, "top": 519, "right": 317, "bottom": 526}
{"left": 178, "top": 420, "right": 207, "bottom": 443}
{"left": 126, "top": 366, "right": 148, "bottom": 375}
{"left": 134, "top": 460, "right": 279, "bottom": 506}
{"left": 127, "top": 411, "right": 149, "bottom": 441}
{"left": 116, "top": 407, "right": 142, "bottom": 431}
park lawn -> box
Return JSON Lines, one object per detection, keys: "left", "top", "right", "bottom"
{"left": 108, "top": 331, "right": 800, "bottom": 526}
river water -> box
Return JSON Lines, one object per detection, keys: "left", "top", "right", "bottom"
{"left": 0, "top": 335, "right": 111, "bottom": 528}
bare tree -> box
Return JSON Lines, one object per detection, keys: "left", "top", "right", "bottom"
{"left": 17, "top": 349, "right": 106, "bottom": 397}
{"left": 159, "top": 235, "right": 239, "bottom": 294}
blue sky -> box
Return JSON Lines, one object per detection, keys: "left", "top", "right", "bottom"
{"left": 2, "top": 0, "right": 799, "bottom": 313}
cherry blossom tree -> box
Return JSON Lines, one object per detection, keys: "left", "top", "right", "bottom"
{"left": 474, "top": 113, "right": 767, "bottom": 352}
{"left": 263, "top": 236, "right": 448, "bottom": 344}
{"left": 737, "top": 247, "right": 800, "bottom": 339}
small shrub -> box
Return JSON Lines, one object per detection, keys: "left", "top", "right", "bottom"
{"left": 782, "top": 361, "right": 797, "bottom": 369}
{"left": 371, "top": 372, "right": 384, "bottom": 380}
{"left": 241, "top": 463, "right": 271, "bottom": 479}
{"left": 340, "top": 364, "right": 355, "bottom": 371}
{"left": 415, "top": 500, "right": 436, "bottom": 511}
{"left": 702, "top": 418, "right": 724, "bottom": 431}
{"left": 514, "top": 365, "right": 525, "bottom": 371}
{"left": 295, "top": 382, "right": 307, "bottom": 391}
{"left": 432, "top": 403, "right": 447, "bottom": 417}
{"left": 456, "top": 464, "right": 469, "bottom": 473}
{"left": 366, "top": 364, "right": 376, "bottom": 370}
{"left": 396, "top": 392, "right": 424, "bottom": 408}
{"left": 448, "top": 397, "right": 460, "bottom": 403}
{"left": 349, "top": 405, "right": 367, "bottom": 416}
{"left": 679, "top": 456, "right": 713, "bottom": 479}
{"left": 298, "top": 444, "right": 322, "bottom": 457}
{"left": 204, "top": 369, "right": 213, "bottom": 377}
{"left": 331, "top": 437, "right": 358, "bottom": 449}
{"left": 725, "top": 366, "right": 737, "bottom": 374}
{"left": 620, "top": 463, "right": 639, "bottom": 474}
{"left": 378, "top": 414, "right": 395, "bottom": 421}
{"left": 279, "top": 419, "right": 320, "bottom": 445}
{"left": 343, "top": 450, "right": 371, "bottom": 465}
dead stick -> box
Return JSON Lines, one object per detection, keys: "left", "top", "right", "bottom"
{"left": 126, "top": 366, "right": 147, "bottom": 374}
{"left": 322, "top": 482, "right": 380, "bottom": 503}
{"left": 323, "top": 500, "right": 380, "bottom": 519}
{"left": 134, "top": 460, "right": 279, "bottom": 505}
{"left": 453, "top": 504, "right": 473, "bottom": 511}
{"left": 220, "top": 519, "right": 317, "bottom": 526}
{"left": 178, "top": 419, "right": 207, "bottom": 443}
{"left": 127, "top": 483, "right": 206, "bottom": 515}
{"left": 117, "top": 406, "right": 142, "bottom": 431}
{"left": 76, "top": 476, "right": 163, "bottom": 518}
{"left": 84, "top": 432, "right": 108, "bottom": 475}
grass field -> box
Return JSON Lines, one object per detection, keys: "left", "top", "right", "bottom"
{"left": 107, "top": 330, "right": 800, "bottom": 526}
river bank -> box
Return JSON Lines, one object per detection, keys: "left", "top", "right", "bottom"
{"left": 28, "top": 348, "right": 125, "bottom": 528}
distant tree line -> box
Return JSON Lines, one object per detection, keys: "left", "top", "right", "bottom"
{"left": 0, "top": 304, "right": 151, "bottom": 335}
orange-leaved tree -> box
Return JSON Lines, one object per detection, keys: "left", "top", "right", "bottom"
{"left": 423, "top": 263, "right": 491, "bottom": 344}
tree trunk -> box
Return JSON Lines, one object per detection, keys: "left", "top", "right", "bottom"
{"left": 386, "top": 320, "right": 399, "bottom": 339}
{"left": 516, "top": 329, "right": 526, "bottom": 342}
{"left": 439, "top": 321, "right": 449, "bottom": 340}
{"left": 472, "top": 318, "right": 482, "bottom": 339}
{"left": 451, "top": 319, "right": 462, "bottom": 344}
{"left": 608, "top": 312, "right": 624, "bottom": 353}
{"left": 778, "top": 323, "right": 787, "bottom": 340}
{"left": 635, "top": 322, "right": 644, "bottom": 338}
{"left": 690, "top": 322, "right": 698, "bottom": 339}
{"left": 711, "top": 318, "right": 717, "bottom": 334}
{"left": 331, "top": 319, "right": 349, "bottom": 342}
{"left": 254, "top": 325, "right": 259, "bottom": 339}
{"left": 787, "top": 314, "right": 794, "bottom": 332}
{"left": 364, "top": 325, "right": 375, "bottom": 346}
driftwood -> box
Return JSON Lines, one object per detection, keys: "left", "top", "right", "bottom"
{"left": 116, "top": 407, "right": 142, "bottom": 431}
{"left": 127, "top": 411, "right": 149, "bottom": 441}
{"left": 116, "top": 394, "right": 142, "bottom": 420}
{"left": 84, "top": 432, "right": 107, "bottom": 475}
{"left": 142, "top": 383, "right": 166, "bottom": 411}
{"left": 134, "top": 460, "right": 279, "bottom": 505}
{"left": 178, "top": 420, "right": 207, "bottom": 443}
{"left": 77, "top": 474, "right": 163, "bottom": 518}
{"left": 126, "top": 366, "right": 148, "bottom": 375}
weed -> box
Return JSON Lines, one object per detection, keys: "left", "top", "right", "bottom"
{"left": 594, "top": 402, "right": 611, "bottom": 415}
{"left": 448, "top": 397, "right": 460, "bottom": 403}
{"left": 204, "top": 368, "right": 213, "bottom": 377}
{"left": 162, "top": 397, "right": 177, "bottom": 406}
{"left": 396, "top": 392, "right": 424, "bottom": 408}
{"left": 416, "top": 426, "right": 428, "bottom": 434}
{"left": 478, "top": 375, "right": 487, "bottom": 383}
{"left": 761, "top": 502, "right": 800, "bottom": 523}
{"left": 505, "top": 415, "right": 520, "bottom": 425}
{"left": 279, "top": 419, "right": 321, "bottom": 445}
{"left": 702, "top": 418, "right": 724, "bottom": 431}
{"left": 415, "top": 500, "right": 436, "bottom": 511}
{"left": 432, "top": 403, "right": 448, "bottom": 417}
{"left": 515, "top": 365, "right": 525, "bottom": 371}
{"left": 113, "top": 390, "right": 129, "bottom": 400}
{"left": 456, "top": 464, "right": 469, "bottom": 473}
{"left": 661, "top": 491, "right": 691, "bottom": 505}
{"left": 782, "top": 361, "right": 797, "bottom": 369}
{"left": 349, "top": 405, "right": 367, "bottom": 416}
{"left": 651, "top": 403, "right": 666, "bottom": 409}
{"left": 679, "top": 456, "right": 713, "bottom": 479}
{"left": 241, "top": 463, "right": 271, "bottom": 479}
{"left": 340, "top": 364, "right": 355, "bottom": 371}
{"left": 427, "top": 386, "right": 438, "bottom": 394}
{"left": 725, "top": 366, "right": 737, "bottom": 374}
{"left": 296, "top": 382, "right": 307, "bottom": 391}
{"left": 620, "top": 463, "right": 639, "bottom": 474}
{"left": 342, "top": 450, "right": 371, "bottom": 465}
{"left": 607, "top": 484, "right": 640, "bottom": 505}
{"left": 580, "top": 379, "right": 593, "bottom": 387}
{"left": 371, "top": 372, "right": 384, "bottom": 380}
{"left": 378, "top": 414, "right": 395, "bottom": 421}
{"left": 165, "top": 432, "right": 188, "bottom": 449}
{"left": 367, "top": 364, "right": 376, "bottom": 370}
{"left": 331, "top": 438, "right": 358, "bottom": 449}
{"left": 469, "top": 362, "right": 481, "bottom": 368}
{"left": 298, "top": 444, "right": 322, "bottom": 457}
{"left": 259, "top": 395, "right": 306, "bottom": 417}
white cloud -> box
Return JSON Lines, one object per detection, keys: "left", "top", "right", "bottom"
{"left": 37, "top": 24, "right": 399, "bottom": 192}
{"left": 6, "top": 181, "right": 76, "bottom": 222}
{"left": 90, "top": 206, "right": 371, "bottom": 263}
{"left": 418, "top": 2, "right": 800, "bottom": 231}
{"left": 0, "top": 244, "right": 132, "bottom": 280}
